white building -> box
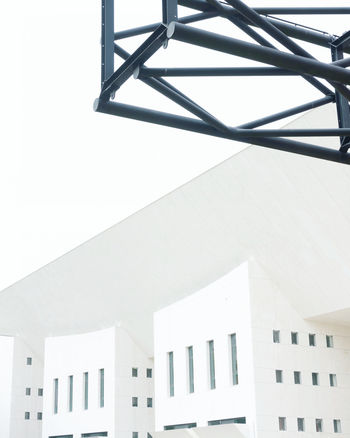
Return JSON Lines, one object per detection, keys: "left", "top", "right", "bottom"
{"left": 154, "top": 261, "right": 350, "bottom": 438}
{"left": 42, "top": 326, "right": 154, "bottom": 438}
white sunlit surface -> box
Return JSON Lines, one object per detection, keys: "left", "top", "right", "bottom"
{"left": 0, "top": 0, "right": 349, "bottom": 290}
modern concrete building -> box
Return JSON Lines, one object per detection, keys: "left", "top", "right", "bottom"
{"left": 0, "top": 103, "right": 350, "bottom": 438}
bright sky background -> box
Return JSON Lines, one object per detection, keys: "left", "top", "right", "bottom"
{"left": 0, "top": 0, "right": 349, "bottom": 291}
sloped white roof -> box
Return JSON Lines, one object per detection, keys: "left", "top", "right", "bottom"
{"left": 1, "top": 103, "right": 349, "bottom": 353}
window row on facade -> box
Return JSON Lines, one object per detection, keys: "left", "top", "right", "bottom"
{"left": 53, "top": 369, "right": 104, "bottom": 414}
{"left": 132, "top": 396, "right": 153, "bottom": 408}
{"left": 168, "top": 334, "right": 238, "bottom": 397}
{"left": 25, "top": 387, "right": 43, "bottom": 396}
{"left": 273, "top": 330, "right": 334, "bottom": 347}
{"left": 164, "top": 417, "right": 246, "bottom": 430}
{"left": 132, "top": 367, "right": 153, "bottom": 378}
{"left": 24, "top": 411, "right": 42, "bottom": 420}
{"left": 279, "top": 417, "right": 342, "bottom": 433}
{"left": 275, "top": 370, "right": 337, "bottom": 386}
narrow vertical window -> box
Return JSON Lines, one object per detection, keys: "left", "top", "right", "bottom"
{"left": 329, "top": 373, "right": 337, "bottom": 387}
{"left": 37, "top": 412, "right": 42, "bottom": 420}
{"left": 208, "top": 340, "right": 216, "bottom": 390}
{"left": 294, "top": 371, "right": 301, "bottom": 384}
{"left": 309, "top": 334, "right": 316, "bottom": 346}
{"left": 68, "top": 375, "right": 73, "bottom": 412}
{"left": 312, "top": 372, "right": 319, "bottom": 386}
{"left": 25, "top": 388, "right": 31, "bottom": 396}
{"left": 147, "top": 397, "right": 153, "bottom": 408}
{"left": 146, "top": 368, "right": 152, "bottom": 378}
{"left": 326, "top": 335, "right": 334, "bottom": 348}
{"left": 273, "top": 330, "right": 280, "bottom": 343}
{"left": 26, "top": 357, "right": 32, "bottom": 365}
{"left": 230, "top": 334, "right": 239, "bottom": 385}
{"left": 187, "top": 346, "right": 194, "bottom": 393}
{"left": 83, "top": 372, "right": 88, "bottom": 410}
{"left": 316, "top": 419, "right": 323, "bottom": 432}
{"left": 279, "top": 417, "right": 286, "bottom": 431}
{"left": 132, "top": 368, "right": 138, "bottom": 377}
{"left": 334, "top": 419, "right": 341, "bottom": 433}
{"left": 53, "top": 378, "right": 58, "bottom": 414}
{"left": 132, "top": 397, "right": 138, "bottom": 407}
{"left": 291, "top": 332, "right": 298, "bottom": 345}
{"left": 24, "top": 412, "right": 30, "bottom": 420}
{"left": 168, "top": 352, "right": 174, "bottom": 397}
{"left": 99, "top": 369, "right": 104, "bottom": 408}
{"left": 297, "top": 418, "right": 304, "bottom": 432}
{"left": 275, "top": 370, "right": 283, "bottom": 383}
{"left": 38, "top": 388, "right": 43, "bottom": 396}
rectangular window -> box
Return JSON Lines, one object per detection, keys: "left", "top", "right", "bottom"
{"left": 147, "top": 397, "right": 153, "bottom": 408}
{"left": 24, "top": 411, "right": 30, "bottom": 420}
{"left": 168, "top": 352, "right": 174, "bottom": 397}
{"left": 68, "top": 375, "right": 73, "bottom": 412}
{"left": 312, "top": 372, "right": 319, "bottom": 386}
{"left": 146, "top": 368, "right": 152, "bottom": 378}
{"left": 330, "top": 373, "right": 337, "bottom": 387}
{"left": 37, "top": 412, "right": 42, "bottom": 420}
{"left": 326, "top": 335, "right": 334, "bottom": 348}
{"left": 26, "top": 357, "right": 32, "bottom": 365}
{"left": 297, "top": 418, "right": 304, "bottom": 432}
{"left": 25, "top": 387, "right": 31, "bottom": 396}
{"left": 83, "top": 372, "right": 88, "bottom": 410}
{"left": 99, "top": 369, "right": 104, "bottom": 408}
{"left": 230, "top": 334, "right": 239, "bottom": 385}
{"left": 316, "top": 419, "right": 323, "bottom": 432}
{"left": 279, "top": 417, "right": 286, "bottom": 431}
{"left": 294, "top": 371, "right": 301, "bottom": 384}
{"left": 164, "top": 423, "right": 197, "bottom": 430}
{"left": 38, "top": 388, "right": 43, "bottom": 397}
{"left": 53, "top": 378, "right": 58, "bottom": 414}
{"left": 273, "top": 330, "right": 280, "bottom": 343}
{"left": 334, "top": 419, "right": 341, "bottom": 433}
{"left": 275, "top": 370, "right": 283, "bottom": 383}
{"left": 132, "top": 433, "right": 138, "bottom": 438}
{"left": 291, "top": 332, "right": 298, "bottom": 345}
{"left": 208, "top": 418, "right": 246, "bottom": 426}
{"left": 208, "top": 340, "right": 216, "bottom": 390}
{"left": 132, "top": 397, "right": 138, "bottom": 407}
{"left": 309, "top": 333, "right": 316, "bottom": 346}
{"left": 132, "top": 368, "right": 138, "bottom": 377}
{"left": 187, "top": 346, "right": 194, "bottom": 393}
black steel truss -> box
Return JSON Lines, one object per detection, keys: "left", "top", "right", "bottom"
{"left": 94, "top": 0, "right": 350, "bottom": 164}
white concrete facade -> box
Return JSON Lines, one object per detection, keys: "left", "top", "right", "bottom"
{"left": 154, "top": 262, "right": 350, "bottom": 438}
{"left": 42, "top": 326, "right": 154, "bottom": 438}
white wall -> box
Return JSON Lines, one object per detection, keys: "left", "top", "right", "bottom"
{"left": 154, "top": 263, "right": 256, "bottom": 435}
{"left": 0, "top": 336, "right": 14, "bottom": 438}
{"left": 249, "top": 261, "right": 350, "bottom": 438}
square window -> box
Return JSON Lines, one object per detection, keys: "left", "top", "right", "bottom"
{"left": 26, "top": 357, "right": 32, "bottom": 366}
{"left": 334, "top": 419, "right": 341, "bottom": 433}
{"left": 132, "top": 433, "right": 138, "bottom": 438}
{"left": 291, "top": 332, "right": 298, "bottom": 345}
{"left": 330, "top": 374, "right": 337, "bottom": 387}
{"left": 38, "top": 388, "right": 43, "bottom": 396}
{"left": 37, "top": 412, "right": 42, "bottom": 421}
{"left": 24, "top": 412, "right": 30, "bottom": 420}
{"left": 297, "top": 418, "right": 305, "bottom": 432}
{"left": 312, "top": 372, "right": 319, "bottom": 386}
{"left": 275, "top": 370, "right": 283, "bottom": 383}
{"left": 132, "top": 397, "right": 138, "bottom": 407}
{"left": 25, "top": 387, "right": 31, "bottom": 396}
{"left": 316, "top": 419, "right": 323, "bottom": 432}
{"left": 147, "top": 397, "right": 153, "bottom": 408}
{"left": 279, "top": 417, "right": 286, "bottom": 431}
{"left": 294, "top": 371, "right": 301, "bottom": 385}
{"left": 326, "top": 335, "right": 334, "bottom": 348}
{"left": 309, "top": 334, "right": 316, "bottom": 346}
{"left": 146, "top": 368, "right": 152, "bottom": 378}
{"left": 273, "top": 330, "right": 280, "bottom": 343}
{"left": 132, "top": 368, "right": 138, "bottom": 377}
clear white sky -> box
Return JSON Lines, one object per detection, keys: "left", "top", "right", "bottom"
{"left": 0, "top": 0, "right": 349, "bottom": 291}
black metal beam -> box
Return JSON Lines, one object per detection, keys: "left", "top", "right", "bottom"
{"left": 114, "top": 11, "right": 217, "bottom": 40}
{"left": 100, "top": 24, "right": 167, "bottom": 101}
{"left": 237, "top": 96, "right": 334, "bottom": 129}
{"left": 101, "top": 0, "right": 114, "bottom": 86}
{"left": 178, "top": 0, "right": 350, "bottom": 54}
{"left": 137, "top": 66, "right": 299, "bottom": 77}
{"left": 163, "top": 0, "right": 178, "bottom": 25}
{"left": 94, "top": 101, "right": 350, "bottom": 165}
{"left": 167, "top": 23, "right": 350, "bottom": 85}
